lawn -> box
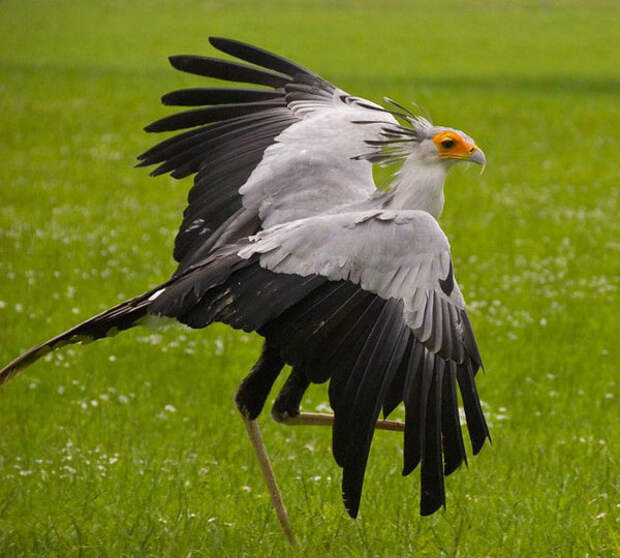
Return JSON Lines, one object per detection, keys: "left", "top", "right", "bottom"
{"left": 0, "top": 1, "right": 618, "bottom": 556}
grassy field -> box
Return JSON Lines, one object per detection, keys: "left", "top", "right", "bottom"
{"left": 0, "top": 1, "right": 618, "bottom": 556}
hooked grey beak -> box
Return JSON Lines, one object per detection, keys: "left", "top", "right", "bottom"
{"left": 468, "top": 147, "right": 487, "bottom": 174}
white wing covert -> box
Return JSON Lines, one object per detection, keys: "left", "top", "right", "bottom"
{"left": 238, "top": 210, "right": 475, "bottom": 363}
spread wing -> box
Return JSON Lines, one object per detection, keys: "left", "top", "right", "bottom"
{"left": 138, "top": 37, "right": 397, "bottom": 274}
{"left": 149, "top": 209, "right": 490, "bottom": 517}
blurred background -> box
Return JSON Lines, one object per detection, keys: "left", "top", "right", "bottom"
{"left": 0, "top": 1, "right": 618, "bottom": 555}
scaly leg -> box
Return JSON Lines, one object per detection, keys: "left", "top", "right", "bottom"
{"left": 272, "top": 410, "right": 404, "bottom": 431}
{"left": 242, "top": 417, "right": 300, "bottom": 546}
{"left": 235, "top": 343, "right": 300, "bottom": 545}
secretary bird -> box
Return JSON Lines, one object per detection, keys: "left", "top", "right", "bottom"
{"left": 1, "top": 37, "right": 490, "bottom": 544}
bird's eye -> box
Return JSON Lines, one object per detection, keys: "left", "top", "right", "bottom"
{"left": 441, "top": 138, "right": 455, "bottom": 149}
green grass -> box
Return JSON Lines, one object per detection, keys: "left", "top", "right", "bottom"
{"left": 0, "top": 1, "right": 618, "bottom": 555}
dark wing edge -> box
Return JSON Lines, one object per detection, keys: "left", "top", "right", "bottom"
{"left": 148, "top": 246, "right": 490, "bottom": 519}
{"left": 137, "top": 37, "right": 336, "bottom": 270}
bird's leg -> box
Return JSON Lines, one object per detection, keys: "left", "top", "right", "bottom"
{"left": 235, "top": 343, "right": 284, "bottom": 420}
{"left": 241, "top": 418, "right": 299, "bottom": 546}
{"left": 271, "top": 367, "right": 404, "bottom": 432}
{"left": 235, "top": 343, "right": 300, "bottom": 547}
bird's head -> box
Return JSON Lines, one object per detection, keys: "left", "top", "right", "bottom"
{"left": 354, "top": 102, "right": 486, "bottom": 173}
{"left": 428, "top": 128, "right": 486, "bottom": 172}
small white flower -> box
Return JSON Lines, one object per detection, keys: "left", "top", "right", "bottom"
{"left": 164, "top": 404, "right": 177, "bottom": 413}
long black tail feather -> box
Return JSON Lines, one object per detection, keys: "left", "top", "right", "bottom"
{"left": 0, "top": 289, "right": 160, "bottom": 387}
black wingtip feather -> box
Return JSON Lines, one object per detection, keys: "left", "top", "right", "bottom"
{"left": 441, "top": 362, "right": 467, "bottom": 475}
{"left": 168, "top": 55, "right": 290, "bottom": 88}
{"left": 457, "top": 361, "right": 491, "bottom": 455}
{"left": 161, "top": 87, "right": 284, "bottom": 107}
{"left": 144, "top": 101, "right": 285, "bottom": 133}
{"left": 337, "top": 301, "right": 407, "bottom": 520}
{"left": 208, "top": 36, "right": 314, "bottom": 79}
{"left": 402, "top": 345, "right": 432, "bottom": 476}
{"left": 419, "top": 362, "right": 445, "bottom": 516}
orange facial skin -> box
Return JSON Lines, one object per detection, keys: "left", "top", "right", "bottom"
{"left": 432, "top": 131, "right": 479, "bottom": 160}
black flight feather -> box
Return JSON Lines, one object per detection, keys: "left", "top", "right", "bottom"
{"left": 265, "top": 282, "right": 357, "bottom": 367}
{"left": 402, "top": 344, "right": 432, "bottom": 476}
{"left": 382, "top": 335, "right": 413, "bottom": 418}
{"left": 456, "top": 361, "right": 490, "bottom": 454}
{"left": 144, "top": 101, "right": 285, "bottom": 133}
{"left": 137, "top": 125, "right": 211, "bottom": 163}
{"left": 340, "top": 301, "right": 408, "bottom": 517}
{"left": 139, "top": 109, "right": 291, "bottom": 165}
{"left": 420, "top": 360, "right": 445, "bottom": 515}
{"left": 441, "top": 361, "right": 467, "bottom": 475}
{"left": 326, "top": 297, "right": 386, "bottom": 420}
{"left": 169, "top": 55, "right": 291, "bottom": 88}
{"left": 209, "top": 36, "right": 314, "bottom": 79}
{"left": 161, "top": 87, "right": 284, "bottom": 107}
